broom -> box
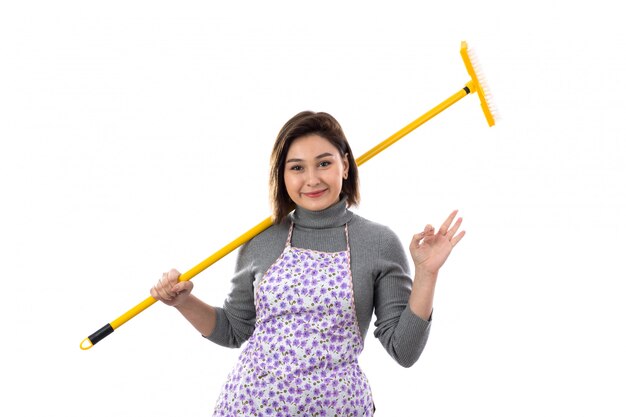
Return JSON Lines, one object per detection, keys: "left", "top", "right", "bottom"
{"left": 81, "top": 41, "right": 497, "bottom": 350}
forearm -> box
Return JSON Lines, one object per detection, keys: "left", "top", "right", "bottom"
{"left": 175, "top": 294, "right": 218, "bottom": 337}
{"left": 408, "top": 267, "right": 438, "bottom": 321}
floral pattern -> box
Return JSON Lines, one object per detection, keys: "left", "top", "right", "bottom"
{"left": 213, "top": 224, "right": 374, "bottom": 416}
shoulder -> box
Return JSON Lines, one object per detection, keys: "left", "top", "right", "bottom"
{"left": 238, "top": 218, "right": 290, "bottom": 260}
{"left": 348, "top": 213, "right": 410, "bottom": 274}
{"left": 349, "top": 213, "right": 402, "bottom": 244}
{"left": 348, "top": 213, "right": 406, "bottom": 262}
{"left": 250, "top": 218, "right": 290, "bottom": 246}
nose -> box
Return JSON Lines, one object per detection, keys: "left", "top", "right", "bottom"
{"left": 305, "top": 170, "right": 320, "bottom": 187}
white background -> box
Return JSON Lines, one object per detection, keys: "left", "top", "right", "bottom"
{"left": 1, "top": 1, "right": 624, "bottom": 416}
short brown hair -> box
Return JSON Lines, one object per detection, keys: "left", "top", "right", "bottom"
{"left": 269, "top": 111, "right": 360, "bottom": 223}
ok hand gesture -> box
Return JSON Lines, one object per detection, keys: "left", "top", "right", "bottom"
{"left": 410, "top": 210, "right": 465, "bottom": 275}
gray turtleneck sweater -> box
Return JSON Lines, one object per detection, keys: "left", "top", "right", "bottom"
{"left": 206, "top": 198, "right": 431, "bottom": 368}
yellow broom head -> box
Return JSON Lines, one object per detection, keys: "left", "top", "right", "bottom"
{"left": 460, "top": 41, "right": 497, "bottom": 127}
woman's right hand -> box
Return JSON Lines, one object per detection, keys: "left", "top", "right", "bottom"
{"left": 150, "top": 268, "right": 194, "bottom": 307}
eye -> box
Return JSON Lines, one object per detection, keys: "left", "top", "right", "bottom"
{"left": 319, "top": 160, "right": 331, "bottom": 167}
{"left": 289, "top": 165, "right": 303, "bottom": 171}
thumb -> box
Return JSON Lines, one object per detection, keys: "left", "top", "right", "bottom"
{"left": 173, "top": 281, "right": 193, "bottom": 294}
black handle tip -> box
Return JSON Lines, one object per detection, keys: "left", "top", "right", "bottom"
{"left": 81, "top": 323, "right": 114, "bottom": 350}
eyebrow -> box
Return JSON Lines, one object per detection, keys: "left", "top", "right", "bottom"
{"left": 286, "top": 152, "right": 334, "bottom": 163}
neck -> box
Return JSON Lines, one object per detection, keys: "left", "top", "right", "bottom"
{"left": 290, "top": 196, "right": 353, "bottom": 229}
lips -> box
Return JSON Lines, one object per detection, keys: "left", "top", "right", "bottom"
{"left": 302, "top": 189, "right": 327, "bottom": 198}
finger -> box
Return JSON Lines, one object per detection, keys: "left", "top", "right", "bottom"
{"left": 150, "top": 286, "right": 159, "bottom": 300}
{"left": 447, "top": 217, "right": 463, "bottom": 239}
{"left": 451, "top": 230, "right": 466, "bottom": 247}
{"left": 154, "top": 283, "right": 171, "bottom": 301}
{"left": 411, "top": 232, "right": 425, "bottom": 249}
{"left": 167, "top": 269, "right": 181, "bottom": 285}
{"left": 438, "top": 210, "right": 458, "bottom": 236}
{"left": 157, "top": 273, "right": 176, "bottom": 300}
{"left": 152, "top": 281, "right": 170, "bottom": 301}
{"left": 163, "top": 269, "right": 182, "bottom": 295}
{"left": 173, "top": 280, "right": 193, "bottom": 295}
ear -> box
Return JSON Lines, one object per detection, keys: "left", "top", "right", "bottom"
{"left": 342, "top": 153, "right": 349, "bottom": 179}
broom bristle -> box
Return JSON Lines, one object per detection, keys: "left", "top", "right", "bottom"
{"left": 460, "top": 41, "right": 499, "bottom": 127}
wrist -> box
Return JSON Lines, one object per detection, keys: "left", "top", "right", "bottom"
{"left": 414, "top": 266, "right": 438, "bottom": 283}
{"left": 174, "top": 294, "right": 196, "bottom": 311}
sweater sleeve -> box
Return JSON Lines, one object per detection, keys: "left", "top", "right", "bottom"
{"left": 372, "top": 226, "right": 432, "bottom": 368}
{"left": 204, "top": 241, "right": 257, "bottom": 348}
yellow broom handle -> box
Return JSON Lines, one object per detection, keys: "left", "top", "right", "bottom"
{"left": 110, "top": 216, "right": 274, "bottom": 330}
{"left": 80, "top": 84, "right": 474, "bottom": 350}
{"left": 357, "top": 86, "right": 470, "bottom": 165}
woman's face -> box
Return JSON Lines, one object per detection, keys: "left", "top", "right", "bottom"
{"left": 284, "top": 134, "right": 349, "bottom": 212}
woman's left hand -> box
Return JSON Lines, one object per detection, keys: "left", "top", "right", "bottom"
{"left": 410, "top": 210, "right": 465, "bottom": 275}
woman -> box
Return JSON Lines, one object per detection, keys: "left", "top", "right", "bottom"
{"left": 151, "top": 111, "right": 465, "bottom": 416}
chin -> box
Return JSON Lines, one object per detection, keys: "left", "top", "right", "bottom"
{"left": 304, "top": 202, "right": 331, "bottom": 211}
{"left": 298, "top": 196, "right": 339, "bottom": 212}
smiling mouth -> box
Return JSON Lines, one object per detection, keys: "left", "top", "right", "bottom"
{"left": 302, "top": 189, "right": 327, "bottom": 198}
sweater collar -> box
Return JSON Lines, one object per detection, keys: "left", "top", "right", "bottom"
{"left": 290, "top": 196, "right": 353, "bottom": 229}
